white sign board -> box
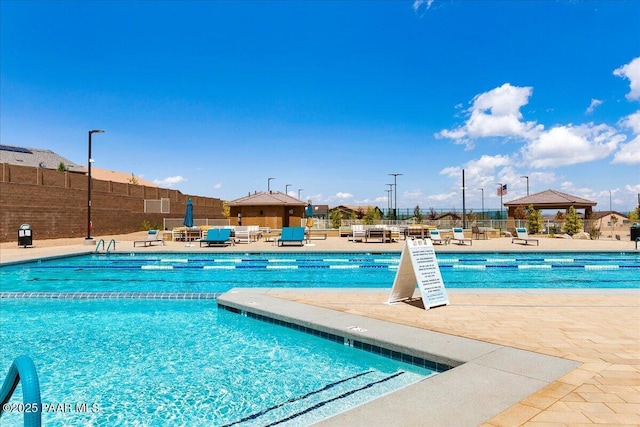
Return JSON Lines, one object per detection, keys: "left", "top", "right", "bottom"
{"left": 388, "top": 239, "right": 449, "bottom": 309}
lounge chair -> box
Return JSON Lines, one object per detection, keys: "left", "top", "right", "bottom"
{"left": 512, "top": 228, "right": 539, "bottom": 246}
{"left": 450, "top": 227, "right": 472, "bottom": 245}
{"left": 429, "top": 229, "right": 448, "bottom": 245}
{"left": 277, "top": 227, "right": 305, "bottom": 246}
{"left": 472, "top": 225, "right": 487, "bottom": 240}
{"left": 200, "top": 228, "right": 233, "bottom": 247}
{"left": 234, "top": 226, "right": 251, "bottom": 244}
{"left": 134, "top": 230, "right": 165, "bottom": 247}
{"left": 351, "top": 224, "right": 366, "bottom": 242}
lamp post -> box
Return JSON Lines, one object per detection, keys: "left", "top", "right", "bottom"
{"left": 298, "top": 188, "right": 304, "bottom": 200}
{"left": 479, "top": 188, "right": 484, "bottom": 224}
{"left": 285, "top": 184, "right": 291, "bottom": 195}
{"left": 386, "top": 184, "right": 393, "bottom": 218}
{"left": 609, "top": 190, "right": 612, "bottom": 239}
{"left": 86, "top": 129, "right": 105, "bottom": 241}
{"left": 389, "top": 173, "right": 402, "bottom": 221}
{"left": 267, "top": 177, "right": 275, "bottom": 192}
{"left": 497, "top": 182, "right": 504, "bottom": 223}
{"left": 521, "top": 175, "right": 529, "bottom": 195}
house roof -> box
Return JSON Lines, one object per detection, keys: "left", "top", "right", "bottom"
{"left": 0, "top": 144, "right": 84, "bottom": 172}
{"left": 504, "top": 189, "right": 597, "bottom": 208}
{"left": 331, "top": 205, "right": 381, "bottom": 212}
{"left": 0, "top": 144, "right": 157, "bottom": 186}
{"left": 589, "top": 211, "right": 629, "bottom": 220}
{"left": 84, "top": 167, "right": 157, "bottom": 187}
{"left": 228, "top": 191, "right": 306, "bottom": 206}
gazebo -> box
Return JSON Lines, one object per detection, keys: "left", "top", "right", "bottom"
{"left": 503, "top": 189, "right": 597, "bottom": 231}
{"left": 227, "top": 191, "right": 306, "bottom": 229}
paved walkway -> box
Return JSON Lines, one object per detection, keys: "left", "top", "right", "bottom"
{"left": 1, "top": 233, "right": 639, "bottom": 425}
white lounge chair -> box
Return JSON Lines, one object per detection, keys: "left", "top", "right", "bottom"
{"left": 351, "top": 225, "right": 366, "bottom": 242}
{"left": 234, "top": 226, "right": 251, "bottom": 244}
{"left": 429, "top": 229, "right": 448, "bottom": 245}
{"left": 512, "top": 228, "right": 539, "bottom": 246}
{"left": 450, "top": 227, "right": 472, "bottom": 245}
{"left": 134, "top": 230, "right": 165, "bottom": 247}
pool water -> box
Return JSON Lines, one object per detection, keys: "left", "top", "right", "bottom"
{"left": 0, "top": 299, "right": 433, "bottom": 426}
{"left": 1, "top": 252, "right": 638, "bottom": 293}
{"left": 1, "top": 251, "right": 638, "bottom": 426}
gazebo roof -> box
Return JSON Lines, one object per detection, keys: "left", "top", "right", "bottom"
{"left": 504, "top": 189, "right": 597, "bottom": 209}
{"left": 228, "top": 191, "right": 306, "bottom": 206}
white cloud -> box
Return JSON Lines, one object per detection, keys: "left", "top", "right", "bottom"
{"left": 619, "top": 110, "right": 640, "bottom": 133}
{"left": 614, "top": 56, "right": 640, "bottom": 101}
{"left": 403, "top": 189, "right": 424, "bottom": 199}
{"left": 586, "top": 98, "right": 603, "bottom": 115}
{"left": 427, "top": 192, "right": 457, "bottom": 202}
{"left": 413, "top": 0, "right": 434, "bottom": 12}
{"left": 612, "top": 111, "right": 640, "bottom": 165}
{"left": 153, "top": 175, "right": 186, "bottom": 187}
{"left": 436, "top": 83, "right": 542, "bottom": 149}
{"left": 612, "top": 134, "right": 640, "bottom": 164}
{"left": 521, "top": 123, "right": 625, "bottom": 168}
{"left": 335, "top": 192, "right": 353, "bottom": 199}
{"left": 213, "top": 183, "right": 222, "bottom": 189}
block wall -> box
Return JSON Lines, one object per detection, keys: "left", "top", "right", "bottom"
{"left": 0, "top": 163, "right": 224, "bottom": 242}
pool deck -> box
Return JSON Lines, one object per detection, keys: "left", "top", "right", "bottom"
{"left": 1, "top": 232, "right": 639, "bottom": 426}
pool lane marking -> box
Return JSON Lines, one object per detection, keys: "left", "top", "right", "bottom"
{"left": 220, "top": 370, "right": 375, "bottom": 427}
{"left": 265, "top": 372, "right": 405, "bottom": 427}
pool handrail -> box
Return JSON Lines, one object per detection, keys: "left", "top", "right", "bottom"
{"left": 106, "top": 239, "right": 116, "bottom": 253}
{"left": 0, "top": 355, "right": 42, "bottom": 427}
{"left": 94, "top": 239, "right": 105, "bottom": 253}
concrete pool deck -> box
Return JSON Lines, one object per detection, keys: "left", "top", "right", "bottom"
{"left": 1, "top": 232, "right": 639, "bottom": 425}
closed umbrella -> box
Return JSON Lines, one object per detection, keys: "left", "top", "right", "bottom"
{"left": 184, "top": 198, "right": 194, "bottom": 228}
{"left": 305, "top": 200, "right": 314, "bottom": 228}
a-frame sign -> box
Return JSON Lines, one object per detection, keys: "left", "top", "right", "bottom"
{"left": 388, "top": 239, "right": 449, "bottom": 309}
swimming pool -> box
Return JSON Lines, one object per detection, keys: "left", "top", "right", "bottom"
{"left": 1, "top": 251, "right": 638, "bottom": 425}
{"left": 1, "top": 298, "right": 435, "bottom": 426}
{"left": 1, "top": 251, "right": 638, "bottom": 294}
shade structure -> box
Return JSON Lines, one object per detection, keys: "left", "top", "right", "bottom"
{"left": 183, "top": 198, "right": 194, "bottom": 228}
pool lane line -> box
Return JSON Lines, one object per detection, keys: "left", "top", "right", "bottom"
{"left": 0, "top": 292, "right": 221, "bottom": 299}
{"left": 265, "top": 371, "right": 405, "bottom": 427}
{"left": 220, "top": 370, "right": 375, "bottom": 427}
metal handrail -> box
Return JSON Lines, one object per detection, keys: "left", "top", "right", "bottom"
{"left": 0, "top": 355, "right": 42, "bottom": 427}
{"left": 106, "top": 239, "right": 116, "bottom": 253}
{"left": 94, "top": 239, "right": 105, "bottom": 253}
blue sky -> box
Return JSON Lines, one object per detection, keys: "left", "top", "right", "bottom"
{"left": 2, "top": 0, "right": 639, "bottom": 213}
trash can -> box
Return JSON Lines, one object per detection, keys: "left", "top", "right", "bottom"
{"left": 631, "top": 223, "right": 640, "bottom": 241}
{"left": 18, "top": 224, "right": 32, "bottom": 247}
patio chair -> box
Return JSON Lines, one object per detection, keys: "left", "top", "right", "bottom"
{"left": 472, "top": 225, "right": 487, "bottom": 240}
{"left": 450, "top": 227, "right": 472, "bottom": 246}
{"left": 199, "top": 228, "right": 233, "bottom": 247}
{"left": 277, "top": 227, "right": 305, "bottom": 246}
{"left": 512, "top": 228, "right": 539, "bottom": 246}
{"left": 134, "top": 230, "right": 165, "bottom": 247}
{"left": 429, "top": 229, "right": 448, "bottom": 245}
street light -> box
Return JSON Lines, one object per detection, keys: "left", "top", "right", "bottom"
{"left": 285, "top": 184, "right": 291, "bottom": 195}
{"left": 86, "top": 129, "right": 105, "bottom": 241}
{"left": 497, "top": 182, "right": 504, "bottom": 222}
{"left": 609, "top": 190, "right": 612, "bottom": 239}
{"left": 389, "top": 173, "right": 402, "bottom": 221}
{"left": 267, "top": 177, "right": 275, "bottom": 192}
{"left": 386, "top": 184, "right": 393, "bottom": 218}
{"left": 479, "top": 188, "right": 484, "bottom": 224}
{"left": 521, "top": 175, "right": 529, "bottom": 196}
{"left": 298, "top": 188, "right": 304, "bottom": 199}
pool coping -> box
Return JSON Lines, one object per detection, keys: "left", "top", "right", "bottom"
{"left": 217, "top": 288, "right": 582, "bottom": 427}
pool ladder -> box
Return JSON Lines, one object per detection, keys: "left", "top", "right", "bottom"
{"left": 95, "top": 239, "right": 117, "bottom": 254}
{"left": 0, "top": 355, "right": 42, "bottom": 427}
